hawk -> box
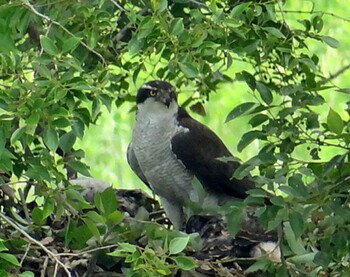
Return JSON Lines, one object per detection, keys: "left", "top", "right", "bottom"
{"left": 127, "top": 80, "right": 257, "bottom": 230}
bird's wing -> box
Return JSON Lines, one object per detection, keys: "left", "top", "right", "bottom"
{"left": 127, "top": 142, "right": 151, "bottom": 189}
{"left": 171, "top": 108, "right": 256, "bottom": 199}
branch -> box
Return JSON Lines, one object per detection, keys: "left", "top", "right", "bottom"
{"left": 188, "top": 0, "right": 209, "bottom": 10}
{"left": 0, "top": 212, "right": 72, "bottom": 277}
{"left": 282, "top": 9, "right": 350, "bottom": 23}
{"left": 23, "top": 1, "right": 106, "bottom": 65}
{"left": 320, "top": 63, "right": 350, "bottom": 85}
{"left": 55, "top": 244, "right": 120, "bottom": 257}
{"left": 110, "top": 0, "right": 125, "bottom": 11}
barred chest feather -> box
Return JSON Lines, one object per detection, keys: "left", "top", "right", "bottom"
{"left": 131, "top": 102, "right": 194, "bottom": 205}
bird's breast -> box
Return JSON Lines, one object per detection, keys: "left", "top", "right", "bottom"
{"left": 132, "top": 114, "right": 193, "bottom": 203}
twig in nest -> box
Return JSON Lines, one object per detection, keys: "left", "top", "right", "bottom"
{"left": 41, "top": 256, "right": 49, "bottom": 277}
{"left": 0, "top": 212, "right": 72, "bottom": 277}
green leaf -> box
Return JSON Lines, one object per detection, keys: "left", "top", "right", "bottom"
{"left": 109, "top": 243, "right": 137, "bottom": 256}
{"left": 236, "top": 70, "right": 256, "bottom": 91}
{"left": 72, "top": 118, "right": 85, "bottom": 139}
{"left": 283, "top": 222, "right": 306, "bottom": 255}
{"left": 86, "top": 211, "right": 106, "bottom": 224}
{"left": 32, "top": 207, "right": 45, "bottom": 226}
{"left": 0, "top": 253, "right": 20, "bottom": 266}
{"left": 170, "top": 18, "right": 184, "bottom": 36}
{"left": 59, "top": 131, "right": 76, "bottom": 153}
{"left": 225, "top": 102, "right": 256, "bottom": 123}
{"left": 26, "top": 112, "right": 40, "bottom": 126}
{"left": 227, "top": 207, "right": 245, "bottom": 237}
{"left": 42, "top": 199, "right": 54, "bottom": 220}
{"left": 107, "top": 210, "right": 124, "bottom": 225}
{"left": 249, "top": 114, "right": 269, "bottom": 127}
{"left": 263, "top": 27, "right": 285, "bottom": 38}
{"left": 169, "top": 236, "right": 189, "bottom": 255}
{"left": 94, "top": 187, "right": 117, "bottom": 216}
{"left": 256, "top": 82, "right": 273, "bottom": 105}
{"left": 288, "top": 211, "right": 304, "bottom": 239}
{"left": 128, "top": 36, "right": 145, "bottom": 56}
{"left": 152, "top": 0, "right": 167, "bottom": 12}
{"left": 324, "top": 154, "right": 345, "bottom": 175}
{"left": 322, "top": 35, "right": 339, "bottom": 48}
{"left": 288, "top": 174, "right": 308, "bottom": 198}
{"left": 0, "top": 241, "right": 8, "bottom": 252}
{"left": 172, "top": 256, "right": 197, "bottom": 270}
{"left": 237, "top": 130, "right": 265, "bottom": 152}
{"left": 179, "top": 62, "right": 198, "bottom": 78}
{"left": 312, "top": 15, "right": 323, "bottom": 33}
{"left": 230, "top": 2, "right": 251, "bottom": 17}
{"left": 327, "top": 108, "right": 343, "bottom": 134}
{"left": 10, "top": 126, "right": 26, "bottom": 145}
{"left": 313, "top": 251, "right": 331, "bottom": 267}
{"left": 245, "top": 259, "right": 269, "bottom": 273}
{"left": 43, "top": 126, "right": 59, "bottom": 152}
{"left": 19, "top": 271, "right": 35, "bottom": 277}
{"left": 82, "top": 218, "right": 101, "bottom": 242}
{"left": 67, "top": 160, "right": 91, "bottom": 177}
{"left": 62, "top": 37, "right": 81, "bottom": 53}
{"left": 137, "top": 17, "right": 155, "bottom": 40}
{"left": 40, "top": 35, "right": 59, "bottom": 55}
{"left": 279, "top": 186, "right": 300, "bottom": 198}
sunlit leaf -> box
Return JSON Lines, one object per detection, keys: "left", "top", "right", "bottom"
{"left": 169, "top": 236, "right": 189, "bottom": 255}
{"left": 327, "top": 108, "right": 343, "bottom": 134}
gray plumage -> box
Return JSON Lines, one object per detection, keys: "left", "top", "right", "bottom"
{"left": 128, "top": 80, "right": 256, "bottom": 229}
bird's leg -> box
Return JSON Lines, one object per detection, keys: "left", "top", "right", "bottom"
{"left": 160, "top": 197, "right": 186, "bottom": 230}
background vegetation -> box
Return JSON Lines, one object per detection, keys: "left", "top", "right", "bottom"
{"left": 0, "top": 0, "right": 349, "bottom": 276}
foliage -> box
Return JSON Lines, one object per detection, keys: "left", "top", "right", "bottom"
{"left": 0, "top": 0, "right": 349, "bottom": 276}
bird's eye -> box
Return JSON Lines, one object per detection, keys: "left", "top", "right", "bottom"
{"left": 149, "top": 90, "right": 157, "bottom": 97}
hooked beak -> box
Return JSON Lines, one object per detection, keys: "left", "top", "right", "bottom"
{"left": 158, "top": 92, "right": 172, "bottom": 108}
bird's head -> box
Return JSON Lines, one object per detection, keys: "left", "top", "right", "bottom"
{"left": 136, "top": 80, "right": 177, "bottom": 109}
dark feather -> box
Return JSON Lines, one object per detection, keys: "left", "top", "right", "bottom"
{"left": 171, "top": 107, "right": 256, "bottom": 199}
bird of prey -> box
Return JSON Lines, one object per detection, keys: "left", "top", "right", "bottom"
{"left": 127, "top": 80, "right": 258, "bottom": 230}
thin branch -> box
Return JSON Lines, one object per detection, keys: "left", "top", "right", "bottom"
{"left": 110, "top": 0, "right": 125, "bottom": 11}
{"left": 320, "top": 63, "right": 350, "bottom": 85}
{"left": 188, "top": 0, "right": 209, "bottom": 10}
{"left": 282, "top": 9, "right": 350, "bottom": 23}
{"left": 0, "top": 212, "right": 72, "bottom": 277}
{"left": 276, "top": 1, "right": 286, "bottom": 25}
{"left": 56, "top": 244, "right": 120, "bottom": 257}
{"left": 20, "top": 243, "right": 31, "bottom": 266}
{"left": 41, "top": 256, "right": 49, "bottom": 277}
{"left": 23, "top": 1, "right": 106, "bottom": 65}
{"left": 1, "top": 180, "right": 29, "bottom": 187}
{"left": 18, "top": 188, "right": 30, "bottom": 221}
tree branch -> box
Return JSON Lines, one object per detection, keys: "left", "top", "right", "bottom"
{"left": 23, "top": 1, "right": 106, "bottom": 65}
{"left": 282, "top": 9, "right": 350, "bottom": 23}
{"left": 320, "top": 63, "right": 350, "bottom": 85}
{"left": 110, "top": 0, "right": 125, "bottom": 11}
